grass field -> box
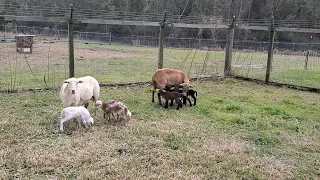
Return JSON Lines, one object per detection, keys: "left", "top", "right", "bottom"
{"left": 2, "top": 40, "right": 320, "bottom": 92}
{"left": 232, "top": 50, "right": 320, "bottom": 88}
{"left": 0, "top": 79, "right": 319, "bottom": 179}
{"left": 0, "top": 41, "right": 225, "bottom": 91}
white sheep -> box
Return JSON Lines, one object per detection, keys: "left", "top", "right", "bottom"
{"left": 60, "top": 76, "right": 100, "bottom": 110}
{"left": 95, "top": 100, "right": 132, "bottom": 122}
{"left": 59, "top": 106, "right": 94, "bottom": 132}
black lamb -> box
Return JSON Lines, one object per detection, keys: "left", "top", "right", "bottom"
{"left": 158, "top": 90, "right": 183, "bottom": 110}
{"left": 165, "top": 86, "right": 196, "bottom": 106}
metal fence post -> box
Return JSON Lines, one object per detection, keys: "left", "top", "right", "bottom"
{"left": 224, "top": 16, "right": 235, "bottom": 77}
{"left": 266, "top": 17, "right": 275, "bottom": 83}
{"left": 68, "top": 4, "right": 75, "bottom": 78}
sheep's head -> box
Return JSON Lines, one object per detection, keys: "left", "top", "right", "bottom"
{"left": 179, "top": 83, "right": 189, "bottom": 97}
{"left": 89, "top": 117, "right": 94, "bottom": 125}
{"left": 95, "top": 100, "right": 103, "bottom": 108}
{"left": 63, "top": 78, "right": 83, "bottom": 94}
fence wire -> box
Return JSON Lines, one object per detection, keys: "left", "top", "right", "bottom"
{"left": 1, "top": 4, "right": 320, "bottom": 29}
{"left": 1, "top": 25, "right": 320, "bottom": 92}
{"left": 0, "top": 25, "right": 227, "bottom": 92}
{"left": 231, "top": 30, "right": 320, "bottom": 89}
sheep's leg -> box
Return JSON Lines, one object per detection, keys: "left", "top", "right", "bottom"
{"left": 191, "top": 95, "right": 197, "bottom": 106}
{"left": 83, "top": 121, "right": 89, "bottom": 128}
{"left": 187, "top": 97, "right": 192, "bottom": 107}
{"left": 157, "top": 91, "right": 162, "bottom": 106}
{"left": 182, "top": 96, "right": 187, "bottom": 105}
{"left": 152, "top": 89, "right": 155, "bottom": 102}
{"left": 81, "top": 117, "right": 89, "bottom": 128}
{"left": 189, "top": 91, "right": 197, "bottom": 106}
{"left": 110, "top": 113, "right": 115, "bottom": 121}
{"left": 164, "top": 100, "right": 169, "bottom": 108}
{"left": 75, "top": 118, "right": 83, "bottom": 129}
{"left": 59, "top": 120, "right": 65, "bottom": 132}
{"left": 175, "top": 98, "right": 181, "bottom": 110}
{"left": 170, "top": 99, "right": 174, "bottom": 106}
{"left": 59, "top": 117, "right": 72, "bottom": 132}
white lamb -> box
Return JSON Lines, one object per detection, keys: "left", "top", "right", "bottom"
{"left": 59, "top": 106, "right": 94, "bottom": 132}
{"left": 60, "top": 76, "right": 100, "bottom": 109}
{"left": 95, "top": 100, "right": 132, "bottom": 122}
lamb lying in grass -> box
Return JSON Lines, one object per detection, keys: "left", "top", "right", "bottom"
{"left": 59, "top": 106, "right": 94, "bottom": 132}
{"left": 95, "top": 100, "right": 132, "bottom": 122}
{"left": 158, "top": 89, "right": 183, "bottom": 110}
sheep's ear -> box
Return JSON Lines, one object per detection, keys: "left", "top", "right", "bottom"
{"left": 78, "top": 80, "right": 84, "bottom": 83}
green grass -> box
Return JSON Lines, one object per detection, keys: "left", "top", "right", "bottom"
{"left": 1, "top": 42, "right": 320, "bottom": 91}
{"left": 0, "top": 42, "right": 226, "bottom": 90}
{"left": 0, "top": 79, "right": 319, "bottom": 179}
{"left": 272, "top": 69, "right": 320, "bottom": 87}
{"left": 231, "top": 51, "right": 320, "bottom": 88}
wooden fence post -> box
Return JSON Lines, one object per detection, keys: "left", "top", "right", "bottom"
{"left": 305, "top": 50, "right": 310, "bottom": 69}
{"left": 224, "top": 16, "right": 235, "bottom": 77}
{"left": 265, "top": 17, "right": 275, "bottom": 83}
{"left": 158, "top": 11, "right": 167, "bottom": 69}
{"left": 68, "top": 4, "right": 75, "bottom": 78}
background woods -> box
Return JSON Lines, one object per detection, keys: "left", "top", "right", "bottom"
{"left": 1, "top": 0, "right": 319, "bottom": 42}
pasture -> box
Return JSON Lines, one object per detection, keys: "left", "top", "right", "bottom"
{"left": 0, "top": 41, "right": 225, "bottom": 91}
{"left": 0, "top": 79, "right": 319, "bottom": 179}
{"left": 232, "top": 50, "right": 320, "bottom": 88}
{"left": 1, "top": 40, "right": 320, "bottom": 92}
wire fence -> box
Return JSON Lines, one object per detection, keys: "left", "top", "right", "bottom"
{"left": 0, "top": 25, "right": 225, "bottom": 92}
{"left": 231, "top": 30, "right": 320, "bottom": 89}
{"left": 1, "top": 4, "right": 320, "bottom": 29}
{"left": 1, "top": 25, "right": 320, "bottom": 92}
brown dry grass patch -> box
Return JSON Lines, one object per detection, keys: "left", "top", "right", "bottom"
{"left": 0, "top": 42, "right": 137, "bottom": 65}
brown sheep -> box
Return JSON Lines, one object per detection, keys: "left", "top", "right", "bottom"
{"left": 152, "top": 68, "right": 190, "bottom": 105}
{"left": 158, "top": 90, "right": 183, "bottom": 110}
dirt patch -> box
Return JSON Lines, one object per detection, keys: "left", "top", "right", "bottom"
{"left": 233, "top": 63, "right": 265, "bottom": 69}
{"left": 75, "top": 46, "right": 136, "bottom": 60}
{"left": 0, "top": 42, "right": 137, "bottom": 65}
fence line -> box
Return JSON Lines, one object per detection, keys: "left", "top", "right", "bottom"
{"left": 1, "top": 4, "right": 320, "bottom": 30}
{"left": 1, "top": 25, "right": 320, "bottom": 51}
{"left": 1, "top": 25, "right": 320, "bottom": 91}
